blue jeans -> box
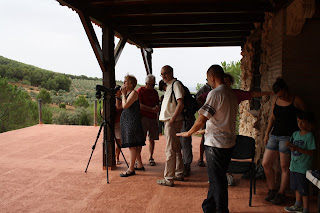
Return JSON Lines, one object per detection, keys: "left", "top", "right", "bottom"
{"left": 202, "top": 145, "right": 234, "bottom": 213}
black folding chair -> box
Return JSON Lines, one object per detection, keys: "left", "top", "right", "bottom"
{"left": 227, "top": 135, "right": 256, "bottom": 207}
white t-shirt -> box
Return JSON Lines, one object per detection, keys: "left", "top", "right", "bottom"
{"left": 198, "top": 84, "right": 238, "bottom": 148}
{"left": 159, "top": 78, "right": 184, "bottom": 122}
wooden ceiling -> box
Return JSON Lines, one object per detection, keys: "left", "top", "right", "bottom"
{"left": 56, "top": 0, "right": 291, "bottom": 49}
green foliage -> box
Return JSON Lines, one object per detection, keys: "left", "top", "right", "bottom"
{"left": 74, "top": 95, "right": 89, "bottom": 108}
{"left": 0, "top": 56, "right": 72, "bottom": 91}
{"left": 0, "top": 76, "right": 38, "bottom": 132}
{"left": 42, "top": 105, "right": 53, "bottom": 124}
{"left": 196, "top": 83, "right": 205, "bottom": 91}
{"left": 221, "top": 60, "right": 241, "bottom": 89}
{"left": 52, "top": 107, "right": 93, "bottom": 125}
{"left": 59, "top": 103, "right": 66, "bottom": 108}
{"left": 37, "top": 89, "right": 52, "bottom": 104}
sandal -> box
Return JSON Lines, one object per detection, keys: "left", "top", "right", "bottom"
{"left": 149, "top": 158, "right": 156, "bottom": 166}
{"left": 116, "top": 160, "right": 121, "bottom": 165}
{"left": 198, "top": 160, "right": 206, "bottom": 167}
{"left": 134, "top": 166, "right": 145, "bottom": 171}
{"left": 120, "top": 170, "right": 135, "bottom": 177}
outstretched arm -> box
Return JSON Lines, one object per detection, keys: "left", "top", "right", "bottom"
{"left": 251, "top": 91, "right": 272, "bottom": 98}
{"left": 177, "top": 114, "right": 208, "bottom": 137}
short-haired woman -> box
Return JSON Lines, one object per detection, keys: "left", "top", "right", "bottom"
{"left": 116, "top": 74, "right": 145, "bottom": 177}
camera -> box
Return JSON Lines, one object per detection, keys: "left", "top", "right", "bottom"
{"left": 95, "top": 85, "right": 121, "bottom": 99}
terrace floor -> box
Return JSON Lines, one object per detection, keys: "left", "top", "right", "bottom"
{"left": 0, "top": 124, "right": 318, "bottom": 212}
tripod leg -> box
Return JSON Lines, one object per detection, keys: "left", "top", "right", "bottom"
{"left": 105, "top": 120, "right": 129, "bottom": 168}
{"left": 104, "top": 124, "right": 109, "bottom": 184}
{"left": 85, "top": 122, "right": 104, "bottom": 173}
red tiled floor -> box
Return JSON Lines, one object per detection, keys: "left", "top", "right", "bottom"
{"left": 0, "top": 124, "right": 318, "bottom": 212}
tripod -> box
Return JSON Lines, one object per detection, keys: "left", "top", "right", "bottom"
{"left": 85, "top": 88, "right": 128, "bottom": 183}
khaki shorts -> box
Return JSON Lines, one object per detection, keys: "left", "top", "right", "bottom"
{"left": 141, "top": 116, "right": 159, "bottom": 141}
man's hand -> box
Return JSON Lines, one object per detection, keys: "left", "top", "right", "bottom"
{"left": 176, "top": 131, "right": 191, "bottom": 137}
{"left": 196, "top": 129, "right": 205, "bottom": 135}
{"left": 168, "top": 117, "right": 175, "bottom": 126}
{"left": 152, "top": 105, "right": 161, "bottom": 113}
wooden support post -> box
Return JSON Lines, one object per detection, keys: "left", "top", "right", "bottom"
{"left": 38, "top": 99, "right": 43, "bottom": 124}
{"left": 77, "top": 9, "right": 116, "bottom": 170}
{"left": 141, "top": 48, "right": 153, "bottom": 74}
{"left": 78, "top": 10, "right": 106, "bottom": 73}
{"left": 147, "top": 50, "right": 152, "bottom": 74}
{"left": 102, "top": 25, "right": 116, "bottom": 170}
{"left": 114, "top": 37, "right": 127, "bottom": 65}
{"left": 94, "top": 99, "right": 97, "bottom": 127}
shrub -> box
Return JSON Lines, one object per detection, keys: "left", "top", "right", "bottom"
{"left": 74, "top": 95, "right": 89, "bottom": 108}
{"left": 59, "top": 103, "right": 66, "bottom": 108}
{"left": 37, "top": 89, "right": 52, "bottom": 104}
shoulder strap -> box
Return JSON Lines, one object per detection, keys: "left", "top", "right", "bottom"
{"left": 170, "top": 80, "right": 178, "bottom": 105}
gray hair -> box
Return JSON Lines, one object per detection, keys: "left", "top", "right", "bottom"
{"left": 145, "top": 74, "right": 156, "bottom": 83}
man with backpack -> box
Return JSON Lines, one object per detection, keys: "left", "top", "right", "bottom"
{"left": 171, "top": 80, "right": 198, "bottom": 177}
{"left": 157, "top": 65, "right": 185, "bottom": 187}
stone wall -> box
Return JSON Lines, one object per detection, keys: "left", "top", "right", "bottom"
{"left": 239, "top": 12, "right": 274, "bottom": 163}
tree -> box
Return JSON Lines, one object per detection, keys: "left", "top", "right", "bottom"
{"left": 37, "top": 89, "right": 52, "bottom": 104}
{"left": 74, "top": 95, "right": 89, "bottom": 108}
{"left": 196, "top": 83, "right": 205, "bottom": 91}
{"left": 0, "top": 76, "right": 38, "bottom": 133}
{"left": 221, "top": 60, "right": 241, "bottom": 89}
{"left": 42, "top": 78, "right": 58, "bottom": 91}
{"left": 54, "top": 75, "right": 71, "bottom": 92}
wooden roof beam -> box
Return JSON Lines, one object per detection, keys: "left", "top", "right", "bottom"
{"left": 151, "top": 42, "right": 243, "bottom": 48}
{"left": 135, "top": 31, "right": 250, "bottom": 40}
{"left": 114, "top": 13, "right": 265, "bottom": 26}
{"left": 78, "top": 9, "right": 106, "bottom": 73}
{"left": 144, "top": 37, "right": 246, "bottom": 43}
{"left": 114, "top": 37, "right": 127, "bottom": 65}
{"left": 119, "top": 23, "right": 255, "bottom": 34}
{"left": 88, "top": 1, "right": 274, "bottom": 15}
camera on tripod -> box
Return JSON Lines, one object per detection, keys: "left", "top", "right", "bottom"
{"left": 95, "top": 85, "right": 121, "bottom": 99}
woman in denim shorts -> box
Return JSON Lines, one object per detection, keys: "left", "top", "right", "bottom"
{"left": 262, "top": 78, "right": 306, "bottom": 205}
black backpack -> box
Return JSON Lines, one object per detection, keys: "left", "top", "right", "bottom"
{"left": 171, "top": 80, "right": 199, "bottom": 118}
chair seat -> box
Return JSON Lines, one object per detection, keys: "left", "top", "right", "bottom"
{"left": 227, "top": 161, "right": 254, "bottom": 174}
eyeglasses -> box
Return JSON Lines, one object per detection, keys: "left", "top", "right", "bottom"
{"left": 160, "top": 71, "right": 170, "bottom": 77}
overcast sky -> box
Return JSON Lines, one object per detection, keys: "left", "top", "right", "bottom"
{"left": 0, "top": 0, "right": 242, "bottom": 90}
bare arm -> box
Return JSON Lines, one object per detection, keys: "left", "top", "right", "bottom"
{"left": 196, "top": 95, "right": 205, "bottom": 107}
{"left": 140, "top": 103, "right": 160, "bottom": 113}
{"left": 251, "top": 91, "right": 272, "bottom": 98}
{"left": 115, "top": 90, "right": 122, "bottom": 109}
{"left": 294, "top": 96, "right": 307, "bottom": 111}
{"left": 177, "top": 114, "right": 208, "bottom": 137}
{"left": 286, "top": 141, "right": 314, "bottom": 156}
{"left": 169, "top": 98, "right": 184, "bottom": 125}
{"left": 264, "top": 97, "right": 276, "bottom": 144}
{"left": 122, "top": 91, "right": 138, "bottom": 109}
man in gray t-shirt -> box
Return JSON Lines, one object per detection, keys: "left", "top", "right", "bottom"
{"left": 178, "top": 65, "right": 237, "bottom": 213}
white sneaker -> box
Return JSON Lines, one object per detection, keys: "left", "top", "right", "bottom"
{"left": 227, "top": 174, "right": 236, "bottom": 186}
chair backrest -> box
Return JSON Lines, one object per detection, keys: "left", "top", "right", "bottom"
{"left": 231, "top": 135, "right": 255, "bottom": 160}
